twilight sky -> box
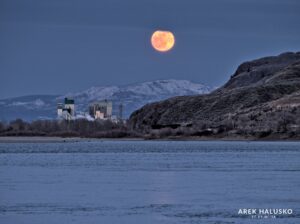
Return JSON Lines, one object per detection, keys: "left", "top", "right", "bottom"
{"left": 0, "top": 0, "right": 300, "bottom": 98}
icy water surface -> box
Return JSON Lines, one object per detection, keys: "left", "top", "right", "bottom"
{"left": 0, "top": 141, "right": 299, "bottom": 224}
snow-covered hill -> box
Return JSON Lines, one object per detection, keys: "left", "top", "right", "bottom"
{"left": 0, "top": 80, "right": 213, "bottom": 121}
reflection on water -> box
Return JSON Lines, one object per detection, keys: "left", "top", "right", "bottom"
{"left": 0, "top": 141, "right": 299, "bottom": 224}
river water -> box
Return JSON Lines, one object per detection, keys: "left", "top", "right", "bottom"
{"left": 0, "top": 141, "right": 299, "bottom": 224}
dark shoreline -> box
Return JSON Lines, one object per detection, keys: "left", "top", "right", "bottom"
{"left": 0, "top": 136, "right": 299, "bottom": 143}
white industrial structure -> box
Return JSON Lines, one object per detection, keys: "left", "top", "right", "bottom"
{"left": 56, "top": 98, "right": 125, "bottom": 122}
{"left": 89, "top": 100, "right": 112, "bottom": 120}
{"left": 57, "top": 98, "right": 75, "bottom": 120}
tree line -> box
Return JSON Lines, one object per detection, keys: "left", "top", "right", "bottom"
{"left": 0, "top": 119, "right": 140, "bottom": 138}
{"left": 1, "top": 105, "right": 299, "bottom": 140}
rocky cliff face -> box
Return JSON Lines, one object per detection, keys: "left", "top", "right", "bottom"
{"left": 129, "top": 52, "right": 300, "bottom": 138}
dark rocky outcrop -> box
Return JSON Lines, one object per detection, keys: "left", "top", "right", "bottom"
{"left": 129, "top": 52, "right": 300, "bottom": 139}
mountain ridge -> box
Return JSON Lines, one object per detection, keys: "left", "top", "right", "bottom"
{"left": 0, "top": 79, "right": 212, "bottom": 121}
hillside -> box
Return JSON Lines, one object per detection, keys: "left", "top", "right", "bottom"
{"left": 129, "top": 52, "right": 300, "bottom": 139}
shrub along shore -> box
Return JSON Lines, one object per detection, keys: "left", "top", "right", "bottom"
{"left": 0, "top": 119, "right": 140, "bottom": 139}
{"left": 0, "top": 118, "right": 299, "bottom": 141}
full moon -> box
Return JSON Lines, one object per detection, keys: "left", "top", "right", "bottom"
{"left": 151, "top": 30, "right": 175, "bottom": 52}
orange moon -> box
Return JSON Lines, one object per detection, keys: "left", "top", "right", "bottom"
{"left": 151, "top": 30, "right": 175, "bottom": 52}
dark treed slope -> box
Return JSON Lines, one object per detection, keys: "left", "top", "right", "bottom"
{"left": 129, "top": 52, "right": 300, "bottom": 138}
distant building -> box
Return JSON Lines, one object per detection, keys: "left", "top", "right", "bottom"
{"left": 57, "top": 103, "right": 63, "bottom": 118}
{"left": 57, "top": 98, "right": 75, "bottom": 120}
{"left": 64, "top": 98, "right": 75, "bottom": 117}
{"left": 89, "top": 100, "right": 112, "bottom": 120}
